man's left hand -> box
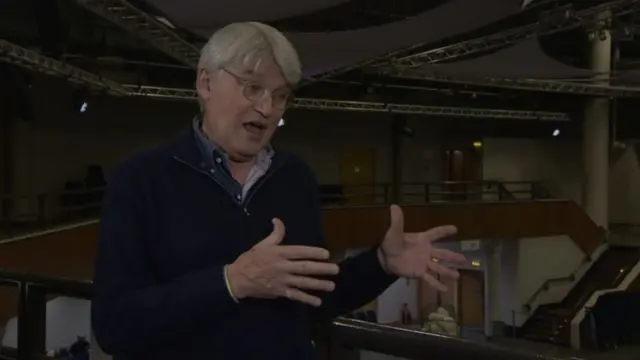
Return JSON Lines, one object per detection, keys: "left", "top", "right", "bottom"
{"left": 377, "top": 205, "right": 467, "bottom": 291}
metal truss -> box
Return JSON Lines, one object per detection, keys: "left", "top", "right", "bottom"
{"left": 378, "top": 68, "right": 640, "bottom": 98}
{"left": 387, "top": 0, "right": 639, "bottom": 68}
{"left": 123, "top": 85, "right": 570, "bottom": 121}
{"left": 71, "top": 0, "right": 200, "bottom": 68}
{"left": 0, "top": 39, "right": 130, "bottom": 95}
{"left": 298, "top": 0, "right": 638, "bottom": 89}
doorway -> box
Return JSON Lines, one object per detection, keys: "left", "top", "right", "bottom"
{"left": 442, "top": 145, "right": 482, "bottom": 200}
{"left": 339, "top": 150, "right": 376, "bottom": 205}
{"left": 457, "top": 269, "right": 485, "bottom": 329}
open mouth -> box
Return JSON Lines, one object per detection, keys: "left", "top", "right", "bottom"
{"left": 243, "top": 121, "right": 267, "bottom": 134}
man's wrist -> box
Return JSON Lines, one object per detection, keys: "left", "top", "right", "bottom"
{"left": 225, "top": 263, "right": 247, "bottom": 301}
{"left": 376, "top": 246, "right": 390, "bottom": 274}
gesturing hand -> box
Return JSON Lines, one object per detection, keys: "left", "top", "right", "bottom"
{"left": 227, "top": 218, "right": 339, "bottom": 307}
{"left": 378, "top": 205, "right": 466, "bottom": 292}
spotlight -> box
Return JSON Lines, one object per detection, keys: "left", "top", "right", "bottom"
{"left": 552, "top": 129, "right": 560, "bottom": 137}
{"left": 72, "top": 90, "right": 89, "bottom": 114}
{"left": 278, "top": 118, "right": 285, "bottom": 127}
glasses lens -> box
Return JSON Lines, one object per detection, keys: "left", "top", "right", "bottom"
{"left": 244, "top": 83, "right": 264, "bottom": 101}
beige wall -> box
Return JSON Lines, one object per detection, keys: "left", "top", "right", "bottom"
{"left": 6, "top": 76, "right": 446, "bottom": 214}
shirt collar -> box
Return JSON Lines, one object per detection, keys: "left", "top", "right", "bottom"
{"left": 192, "top": 115, "right": 274, "bottom": 169}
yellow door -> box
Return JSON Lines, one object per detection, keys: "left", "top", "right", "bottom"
{"left": 458, "top": 270, "right": 485, "bottom": 327}
{"left": 339, "top": 150, "right": 376, "bottom": 205}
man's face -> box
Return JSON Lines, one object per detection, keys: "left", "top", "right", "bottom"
{"left": 197, "top": 55, "right": 290, "bottom": 162}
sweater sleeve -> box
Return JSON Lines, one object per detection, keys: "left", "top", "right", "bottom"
{"left": 295, "top": 161, "right": 398, "bottom": 322}
{"left": 91, "top": 153, "right": 238, "bottom": 355}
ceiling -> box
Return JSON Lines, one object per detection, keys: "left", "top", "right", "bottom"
{"left": 1, "top": 0, "right": 640, "bottom": 138}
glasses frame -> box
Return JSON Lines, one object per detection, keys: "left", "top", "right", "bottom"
{"left": 221, "top": 68, "right": 294, "bottom": 111}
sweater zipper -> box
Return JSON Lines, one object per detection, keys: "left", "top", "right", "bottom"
{"left": 173, "top": 155, "right": 284, "bottom": 215}
{"left": 242, "top": 161, "right": 284, "bottom": 215}
{"left": 172, "top": 156, "right": 235, "bottom": 199}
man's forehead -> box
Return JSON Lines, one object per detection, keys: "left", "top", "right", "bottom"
{"left": 240, "top": 59, "right": 287, "bottom": 88}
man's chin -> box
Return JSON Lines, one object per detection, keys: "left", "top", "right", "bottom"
{"left": 229, "top": 147, "right": 262, "bottom": 163}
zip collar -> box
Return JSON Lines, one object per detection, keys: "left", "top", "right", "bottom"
{"left": 167, "top": 125, "right": 287, "bottom": 170}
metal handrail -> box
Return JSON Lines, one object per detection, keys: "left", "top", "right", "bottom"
{"left": 0, "top": 270, "right": 573, "bottom": 360}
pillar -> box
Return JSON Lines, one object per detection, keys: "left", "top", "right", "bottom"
{"left": 582, "top": 18, "right": 612, "bottom": 229}
{"left": 486, "top": 241, "right": 501, "bottom": 339}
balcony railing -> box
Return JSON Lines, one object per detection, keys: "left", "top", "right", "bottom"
{"left": 0, "top": 180, "right": 550, "bottom": 240}
{"left": 0, "top": 269, "right": 572, "bottom": 360}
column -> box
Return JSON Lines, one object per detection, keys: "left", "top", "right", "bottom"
{"left": 583, "top": 18, "right": 612, "bottom": 229}
{"left": 486, "top": 241, "right": 502, "bottom": 339}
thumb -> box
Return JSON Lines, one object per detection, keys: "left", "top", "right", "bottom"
{"left": 260, "top": 218, "right": 286, "bottom": 246}
{"left": 388, "top": 204, "right": 404, "bottom": 234}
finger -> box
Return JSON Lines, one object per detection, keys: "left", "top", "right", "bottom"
{"left": 432, "top": 248, "right": 467, "bottom": 264}
{"left": 281, "top": 260, "right": 340, "bottom": 276}
{"left": 389, "top": 204, "right": 404, "bottom": 234}
{"left": 278, "top": 245, "right": 330, "bottom": 260}
{"left": 284, "top": 288, "right": 322, "bottom": 307}
{"left": 428, "top": 261, "right": 460, "bottom": 280}
{"left": 422, "top": 272, "right": 448, "bottom": 292}
{"left": 420, "top": 225, "right": 457, "bottom": 243}
{"left": 257, "top": 218, "right": 286, "bottom": 247}
{"left": 285, "top": 275, "right": 335, "bottom": 292}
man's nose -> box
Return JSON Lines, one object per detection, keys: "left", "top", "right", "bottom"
{"left": 254, "top": 92, "right": 275, "bottom": 118}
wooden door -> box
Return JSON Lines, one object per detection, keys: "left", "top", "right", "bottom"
{"left": 457, "top": 269, "right": 485, "bottom": 327}
{"left": 339, "top": 150, "right": 376, "bottom": 204}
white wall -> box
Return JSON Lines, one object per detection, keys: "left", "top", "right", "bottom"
{"left": 2, "top": 297, "right": 91, "bottom": 351}
{"left": 377, "top": 279, "right": 419, "bottom": 324}
{"left": 481, "top": 137, "right": 583, "bottom": 203}
{"left": 609, "top": 145, "right": 640, "bottom": 225}
{"left": 480, "top": 138, "right": 640, "bottom": 327}
{"left": 482, "top": 139, "right": 584, "bottom": 327}
{"left": 516, "top": 236, "right": 583, "bottom": 308}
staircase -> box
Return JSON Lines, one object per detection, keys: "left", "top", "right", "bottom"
{"left": 521, "top": 245, "right": 640, "bottom": 345}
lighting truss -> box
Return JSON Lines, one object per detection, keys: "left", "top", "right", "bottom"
{"left": 387, "top": 0, "right": 639, "bottom": 68}
{"left": 298, "top": 0, "right": 638, "bottom": 89}
{"left": 0, "top": 39, "right": 130, "bottom": 95}
{"left": 123, "top": 85, "right": 570, "bottom": 121}
{"left": 378, "top": 68, "right": 640, "bottom": 98}
{"left": 71, "top": 0, "right": 200, "bottom": 68}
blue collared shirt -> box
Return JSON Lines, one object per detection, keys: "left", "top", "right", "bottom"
{"left": 192, "top": 116, "right": 273, "bottom": 204}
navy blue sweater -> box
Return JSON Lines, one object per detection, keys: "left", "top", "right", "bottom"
{"left": 91, "top": 127, "right": 397, "bottom": 360}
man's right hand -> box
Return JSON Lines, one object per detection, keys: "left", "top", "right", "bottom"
{"left": 226, "top": 218, "right": 339, "bottom": 307}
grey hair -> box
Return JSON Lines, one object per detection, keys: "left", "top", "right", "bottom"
{"left": 198, "top": 22, "right": 302, "bottom": 85}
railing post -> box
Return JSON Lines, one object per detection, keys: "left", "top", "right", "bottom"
{"left": 17, "top": 282, "right": 47, "bottom": 360}
{"left": 37, "top": 194, "right": 47, "bottom": 226}
{"left": 424, "top": 184, "right": 430, "bottom": 203}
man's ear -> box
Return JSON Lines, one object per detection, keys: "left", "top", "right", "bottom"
{"left": 196, "top": 69, "right": 211, "bottom": 102}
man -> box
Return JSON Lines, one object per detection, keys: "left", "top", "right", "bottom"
{"left": 92, "top": 21, "right": 465, "bottom": 360}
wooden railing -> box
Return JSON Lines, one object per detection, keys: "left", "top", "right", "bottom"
{"left": 0, "top": 181, "right": 549, "bottom": 240}
{"left": 0, "top": 270, "right": 572, "bottom": 360}
{"left": 0, "top": 200, "right": 602, "bottom": 289}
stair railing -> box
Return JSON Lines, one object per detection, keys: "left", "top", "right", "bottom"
{"left": 522, "top": 274, "right": 576, "bottom": 313}
{"left": 523, "top": 227, "right": 609, "bottom": 314}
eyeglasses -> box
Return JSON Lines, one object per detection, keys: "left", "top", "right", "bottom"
{"left": 222, "top": 68, "right": 294, "bottom": 110}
